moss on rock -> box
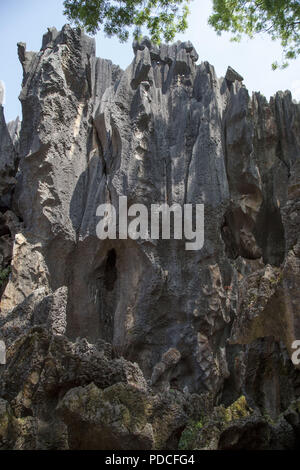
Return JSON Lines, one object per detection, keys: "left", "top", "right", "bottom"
{"left": 224, "top": 396, "right": 252, "bottom": 423}
{"left": 179, "top": 395, "right": 252, "bottom": 450}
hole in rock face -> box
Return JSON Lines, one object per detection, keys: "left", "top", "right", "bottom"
{"left": 104, "top": 249, "right": 117, "bottom": 291}
{"left": 94, "top": 248, "right": 118, "bottom": 343}
{"left": 221, "top": 197, "right": 285, "bottom": 267}
{"left": 221, "top": 208, "right": 261, "bottom": 261}
{"left": 170, "top": 377, "right": 179, "bottom": 390}
{"left": 254, "top": 203, "right": 285, "bottom": 267}
{"left": 0, "top": 224, "right": 11, "bottom": 237}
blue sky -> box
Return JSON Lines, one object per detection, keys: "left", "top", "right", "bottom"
{"left": 0, "top": 0, "right": 299, "bottom": 123}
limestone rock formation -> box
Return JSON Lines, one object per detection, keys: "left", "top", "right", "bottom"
{"left": 0, "top": 25, "right": 299, "bottom": 449}
{"left": 225, "top": 66, "right": 244, "bottom": 83}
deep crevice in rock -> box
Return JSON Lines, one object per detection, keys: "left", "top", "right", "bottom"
{"left": 254, "top": 201, "right": 285, "bottom": 267}
{"left": 94, "top": 248, "right": 118, "bottom": 343}
{"left": 104, "top": 248, "right": 117, "bottom": 292}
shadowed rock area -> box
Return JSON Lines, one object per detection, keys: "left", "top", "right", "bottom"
{"left": 0, "top": 25, "right": 299, "bottom": 450}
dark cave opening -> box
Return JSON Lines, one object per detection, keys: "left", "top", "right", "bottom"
{"left": 221, "top": 208, "right": 261, "bottom": 261}
{"left": 94, "top": 248, "right": 118, "bottom": 343}
{"left": 254, "top": 202, "right": 285, "bottom": 267}
{"left": 104, "top": 249, "right": 117, "bottom": 291}
{"left": 0, "top": 212, "right": 12, "bottom": 237}
{"left": 221, "top": 199, "right": 285, "bottom": 267}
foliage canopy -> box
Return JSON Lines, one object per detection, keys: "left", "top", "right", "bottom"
{"left": 63, "top": 0, "right": 190, "bottom": 44}
{"left": 63, "top": 0, "right": 300, "bottom": 68}
{"left": 209, "top": 0, "right": 300, "bottom": 68}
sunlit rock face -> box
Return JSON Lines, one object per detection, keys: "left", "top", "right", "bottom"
{"left": 0, "top": 25, "right": 299, "bottom": 450}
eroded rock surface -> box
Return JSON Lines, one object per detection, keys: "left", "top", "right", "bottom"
{"left": 0, "top": 25, "right": 299, "bottom": 449}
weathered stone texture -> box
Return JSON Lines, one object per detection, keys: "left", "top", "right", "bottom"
{"left": 0, "top": 25, "right": 299, "bottom": 449}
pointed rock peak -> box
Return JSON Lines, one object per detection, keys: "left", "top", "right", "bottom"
{"left": 226, "top": 66, "right": 244, "bottom": 83}
{"left": 41, "top": 27, "right": 59, "bottom": 50}
{"left": 132, "top": 37, "right": 198, "bottom": 65}
{"left": 17, "top": 42, "right": 27, "bottom": 65}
